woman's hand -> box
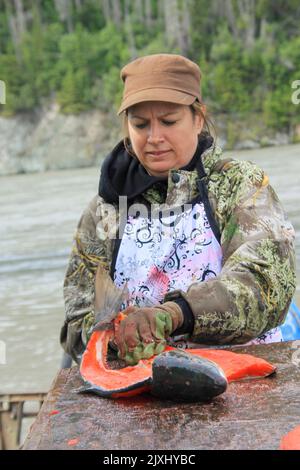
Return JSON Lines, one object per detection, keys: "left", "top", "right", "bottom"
{"left": 114, "top": 302, "right": 183, "bottom": 365}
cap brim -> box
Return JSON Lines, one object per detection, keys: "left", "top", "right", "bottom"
{"left": 117, "top": 88, "right": 197, "bottom": 115}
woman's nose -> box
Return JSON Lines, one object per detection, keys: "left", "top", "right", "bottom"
{"left": 147, "top": 123, "right": 164, "bottom": 144}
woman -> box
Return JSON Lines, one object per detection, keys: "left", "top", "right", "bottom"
{"left": 60, "top": 54, "right": 296, "bottom": 365}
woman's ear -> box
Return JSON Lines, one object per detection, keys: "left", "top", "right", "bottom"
{"left": 200, "top": 104, "right": 207, "bottom": 116}
{"left": 198, "top": 104, "right": 206, "bottom": 134}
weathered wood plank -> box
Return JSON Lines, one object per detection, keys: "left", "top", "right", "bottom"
{"left": 22, "top": 342, "right": 300, "bottom": 450}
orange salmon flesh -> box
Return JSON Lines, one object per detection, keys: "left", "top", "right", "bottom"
{"left": 80, "top": 327, "right": 276, "bottom": 399}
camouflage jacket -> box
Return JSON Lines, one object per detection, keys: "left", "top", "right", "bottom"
{"left": 60, "top": 142, "right": 296, "bottom": 364}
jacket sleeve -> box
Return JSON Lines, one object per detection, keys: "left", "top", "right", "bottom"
{"left": 165, "top": 160, "right": 296, "bottom": 345}
{"left": 60, "top": 195, "right": 111, "bottom": 364}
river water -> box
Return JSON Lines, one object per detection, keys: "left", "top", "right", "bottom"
{"left": 0, "top": 143, "right": 299, "bottom": 395}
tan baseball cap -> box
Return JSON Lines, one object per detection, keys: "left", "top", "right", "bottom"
{"left": 118, "top": 53, "right": 202, "bottom": 115}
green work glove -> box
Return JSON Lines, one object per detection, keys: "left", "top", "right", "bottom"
{"left": 114, "top": 303, "right": 183, "bottom": 365}
{"left": 121, "top": 340, "right": 167, "bottom": 366}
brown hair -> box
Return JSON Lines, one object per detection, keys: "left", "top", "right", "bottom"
{"left": 122, "top": 100, "right": 216, "bottom": 157}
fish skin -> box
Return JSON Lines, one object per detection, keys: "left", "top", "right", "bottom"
{"left": 78, "top": 379, "right": 152, "bottom": 397}
{"left": 92, "top": 265, "right": 129, "bottom": 332}
{"left": 151, "top": 350, "right": 228, "bottom": 402}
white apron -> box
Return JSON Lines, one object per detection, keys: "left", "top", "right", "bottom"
{"left": 114, "top": 201, "right": 222, "bottom": 307}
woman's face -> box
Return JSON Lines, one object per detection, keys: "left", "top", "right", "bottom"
{"left": 127, "top": 101, "right": 204, "bottom": 177}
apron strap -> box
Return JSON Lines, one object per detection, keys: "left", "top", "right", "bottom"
{"left": 195, "top": 156, "right": 221, "bottom": 243}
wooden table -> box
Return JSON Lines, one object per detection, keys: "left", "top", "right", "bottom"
{"left": 22, "top": 341, "right": 300, "bottom": 450}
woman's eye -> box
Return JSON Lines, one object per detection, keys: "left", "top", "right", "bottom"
{"left": 133, "top": 120, "right": 176, "bottom": 129}
{"left": 162, "top": 120, "right": 176, "bottom": 126}
{"left": 134, "top": 123, "right": 148, "bottom": 129}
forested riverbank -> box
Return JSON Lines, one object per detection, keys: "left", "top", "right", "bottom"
{"left": 1, "top": 1, "right": 300, "bottom": 156}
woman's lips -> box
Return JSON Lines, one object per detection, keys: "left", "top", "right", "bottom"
{"left": 146, "top": 150, "right": 171, "bottom": 156}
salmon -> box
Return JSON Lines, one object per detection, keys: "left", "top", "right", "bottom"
{"left": 280, "top": 425, "right": 300, "bottom": 450}
{"left": 79, "top": 266, "right": 276, "bottom": 399}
